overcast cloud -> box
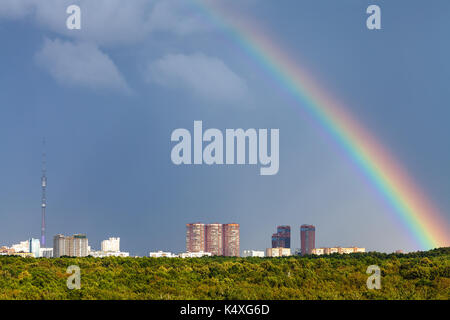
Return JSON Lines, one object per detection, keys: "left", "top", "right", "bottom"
{"left": 147, "top": 53, "right": 248, "bottom": 102}
{"left": 35, "top": 38, "right": 130, "bottom": 93}
{"left": 0, "top": 0, "right": 211, "bottom": 45}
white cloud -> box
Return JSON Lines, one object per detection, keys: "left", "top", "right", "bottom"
{"left": 2, "top": 1, "right": 248, "bottom": 98}
{"left": 35, "top": 38, "right": 130, "bottom": 93}
{"left": 0, "top": 0, "right": 210, "bottom": 45}
{"left": 146, "top": 53, "right": 247, "bottom": 102}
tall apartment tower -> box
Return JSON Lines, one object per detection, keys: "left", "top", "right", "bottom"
{"left": 73, "top": 234, "right": 88, "bottom": 257}
{"left": 205, "top": 224, "right": 223, "bottom": 256}
{"left": 186, "top": 223, "right": 206, "bottom": 253}
{"left": 29, "top": 238, "right": 41, "bottom": 258}
{"left": 223, "top": 223, "right": 240, "bottom": 257}
{"left": 300, "top": 224, "right": 315, "bottom": 255}
{"left": 53, "top": 234, "right": 88, "bottom": 257}
{"left": 186, "top": 223, "right": 240, "bottom": 257}
{"left": 53, "top": 234, "right": 65, "bottom": 258}
{"left": 271, "top": 225, "right": 291, "bottom": 248}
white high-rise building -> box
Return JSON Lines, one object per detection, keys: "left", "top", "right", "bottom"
{"left": 89, "top": 237, "right": 129, "bottom": 258}
{"left": 101, "top": 237, "right": 120, "bottom": 252}
{"left": 29, "top": 238, "right": 41, "bottom": 258}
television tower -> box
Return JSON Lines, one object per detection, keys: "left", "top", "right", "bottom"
{"left": 41, "top": 138, "right": 47, "bottom": 247}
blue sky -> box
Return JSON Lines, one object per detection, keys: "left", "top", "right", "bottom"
{"left": 0, "top": 0, "right": 449, "bottom": 255}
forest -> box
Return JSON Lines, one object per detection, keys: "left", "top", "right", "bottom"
{"left": 0, "top": 247, "right": 448, "bottom": 300}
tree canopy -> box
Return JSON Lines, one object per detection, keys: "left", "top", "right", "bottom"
{"left": 0, "top": 247, "right": 448, "bottom": 300}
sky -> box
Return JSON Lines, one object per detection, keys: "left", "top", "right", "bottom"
{"left": 0, "top": 0, "right": 449, "bottom": 256}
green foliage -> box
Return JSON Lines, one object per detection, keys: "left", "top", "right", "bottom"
{"left": 0, "top": 248, "right": 449, "bottom": 300}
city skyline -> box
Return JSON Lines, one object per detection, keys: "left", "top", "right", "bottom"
{"left": 0, "top": 142, "right": 441, "bottom": 256}
{"left": 186, "top": 223, "right": 240, "bottom": 257}
{"left": 0, "top": 222, "right": 371, "bottom": 258}
{"left": 0, "top": 139, "right": 415, "bottom": 256}
{"left": 0, "top": 139, "right": 438, "bottom": 256}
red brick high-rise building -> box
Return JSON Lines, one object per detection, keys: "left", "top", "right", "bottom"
{"left": 186, "top": 223, "right": 239, "bottom": 257}
{"left": 222, "top": 223, "right": 240, "bottom": 257}
{"left": 300, "top": 224, "right": 315, "bottom": 255}
{"left": 205, "top": 223, "right": 223, "bottom": 256}
{"left": 186, "top": 223, "right": 205, "bottom": 253}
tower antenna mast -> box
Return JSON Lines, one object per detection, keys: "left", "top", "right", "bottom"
{"left": 41, "top": 138, "right": 47, "bottom": 247}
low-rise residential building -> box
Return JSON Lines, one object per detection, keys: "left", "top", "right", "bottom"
{"left": 11, "top": 240, "right": 29, "bottom": 253}
{"left": 90, "top": 250, "right": 129, "bottom": 258}
{"left": 242, "top": 250, "right": 265, "bottom": 257}
{"left": 311, "top": 247, "right": 365, "bottom": 255}
{"left": 39, "top": 248, "right": 53, "bottom": 258}
{"left": 149, "top": 251, "right": 177, "bottom": 258}
{"left": 11, "top": 252, "right": 34, "bottom": 258}
{"left": 179, "top": 251, "right": 212, "bottom": 258}
{"left": 0, "top": 246, "right": 15, "bottom": 255}
{"left": 266, "top": 247, "right": 291, "bottom": 257}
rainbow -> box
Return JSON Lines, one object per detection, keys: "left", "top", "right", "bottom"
{"left": 193, "top": 0, "right": 449, "bottom": 250}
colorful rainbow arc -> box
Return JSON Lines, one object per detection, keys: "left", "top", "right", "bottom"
{"left": 194, "top": 0, "right": 449, "bottom": 250}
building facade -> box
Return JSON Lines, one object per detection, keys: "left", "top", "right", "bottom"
{"left": 29, "top": 238, "right": 41, "bottom": 258}
{"left": 179, "top": 251, "right": 212, "bottom": 258}
{"left": 222, "top": 223, "right": 240, "bottom": 257}
{"left": 73, "top": 234, "right": 88, "bottom": 257}
{"left": 266, "top": 247, "right": 291, "bottom": 257}
{"left": 11, "top": 240, "right": 29, "bottom": 253}
{"left": 242, "top": 250, "right": 265, "bottom": 257}
{"left": 271, "top": 225, "right": 291, "bottom": 248}
{"left": 186, "top": 223, "right": 240, "bottom": 257}
{"left": 0, "top": 247, "right": 15, "bottom": 255}
{"left": 101, "top": 237, "right": 120, "bottom": 252}
{"left": 53, "top": 234, "right": 69, "bottom": 257}
{"left": 186, "top": 223, "right": 206, "bottom": 253}
{"left": 312, "top": 247, "right": 365, "bottom": 255}
{"left": 39, "top": 247, "right": 53, "bottom": 258}
{"left": 205, "top": 224, "right": 223, "bottom": 256}
{"left": 300, "top": 224, "right": 315, "bottom": 255}
{"left": 89, "top": 251, "right": 129, "bottom": 258}
{"left": 11, "top": 252, "right": 34, "bottom": 257}
{"left": 149, "top": 251, "right": 177, "bottom": 258}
